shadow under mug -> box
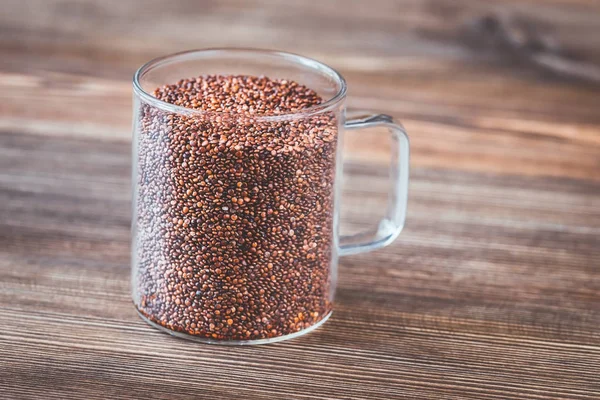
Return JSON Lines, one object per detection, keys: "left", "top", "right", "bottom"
{"left": 131, "top": 49, "right": 409, "bottom": 344}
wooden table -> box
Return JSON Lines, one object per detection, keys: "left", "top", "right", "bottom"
{"left": 1, "top": 1, "right": 599, "bottom": 398}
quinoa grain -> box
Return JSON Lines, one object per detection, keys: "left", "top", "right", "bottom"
{"left": 134, "top": 75, "right": 337, "bottom": 341}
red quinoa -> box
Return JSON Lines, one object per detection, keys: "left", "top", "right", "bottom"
{"left": 133, "top": 75, "right": 338, "bottom": 341}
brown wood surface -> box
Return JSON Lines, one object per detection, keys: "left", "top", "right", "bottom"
{"left": 1, "top": 1, "right": 599, "bottom": 399}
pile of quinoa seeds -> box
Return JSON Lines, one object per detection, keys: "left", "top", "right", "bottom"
{"left": 134, "top": 75, "right": 338, "bottom": 341}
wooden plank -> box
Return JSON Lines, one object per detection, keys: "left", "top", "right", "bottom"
{"left": 0, "top": 133, "right": 598, "bottom": 399}
{"left": 2, "top": 0, "right": 600, "bottom": 181}
{"left": 2, "top": 67, "right": 599, "bottom": 181}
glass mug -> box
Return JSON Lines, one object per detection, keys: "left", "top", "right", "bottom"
{"left": 131, "top": 49, "right": 409, "bottom": 344}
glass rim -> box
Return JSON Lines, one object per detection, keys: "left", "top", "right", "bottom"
{"left": 133, "top": 48, "right": 348, "bottom": 121}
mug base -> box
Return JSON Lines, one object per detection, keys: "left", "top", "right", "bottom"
{"left": 136, "top": 308, "right": 332, "bottom": 345}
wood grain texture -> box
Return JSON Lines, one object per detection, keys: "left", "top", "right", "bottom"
{"left": 1, "top": 0, "right": 599, "bottom": 399}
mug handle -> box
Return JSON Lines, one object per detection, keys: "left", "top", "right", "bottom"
{"left": 339, "top": 113, "right": 410, "bottom": 256}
